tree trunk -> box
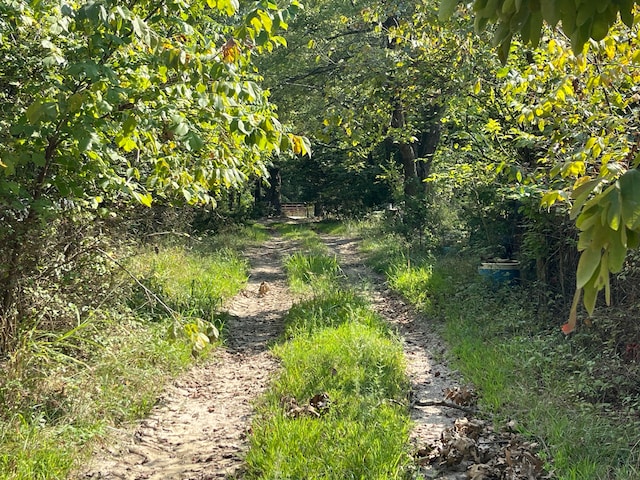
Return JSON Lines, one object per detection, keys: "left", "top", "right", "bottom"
{"left": 267, "top": 166, "right": 282, "bottom": 215}
{"left": 391, "top": 103, "right": 422, "bottom": 197}
{"left": 416, "top": 121, "right": 442, "bottom": 192}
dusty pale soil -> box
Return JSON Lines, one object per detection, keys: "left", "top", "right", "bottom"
{"left": 81, "top": 235, "right": 296, "bottom": 480}
{"left": 80, "top": 228, "right": 544, "bottom": 480}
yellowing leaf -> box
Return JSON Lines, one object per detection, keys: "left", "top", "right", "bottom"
{"left": 257, "top": 10, "right": 273, "bottom": 34}
{"left": 117, "top": 135, "right": 137, "bottom": 152}
{"left": 563, "top": 161, "right": 585, "bottom": 177}
{"left": 541, "top": 190, "right": 565, "bottom": 210}
{"left": 537, "top": 118, "right": 545, "bottom": 132}
{"left": 132, "top": 191, "right": 153, "bottom": 207}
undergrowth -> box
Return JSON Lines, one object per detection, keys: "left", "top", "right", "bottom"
{"left": 0, "top": 232, "right": 253, "bottom": 479}
{"left": 358, "top": 222, "right": 640, "bottom": 479}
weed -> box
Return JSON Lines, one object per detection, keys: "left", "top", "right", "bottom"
{"left": 128, "top": 244, "right": 248, "bottom": 323}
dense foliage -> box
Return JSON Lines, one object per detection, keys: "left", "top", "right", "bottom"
{"left": 443, "top": 0, "right": 638, "bottom": 60}
{"left": 256, "top": 0, "right": 640, "bottom": 326}
{"left": 0, "top": 0, "right": 308, "bottom": 352}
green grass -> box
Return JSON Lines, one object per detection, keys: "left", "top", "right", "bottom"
{"left": 284, "top": 251, "right": 342, "bottom": 294}
{"left": 309, "top": 219, "right": 349, "bottom": 235}
{"left": 271, "top": 322, "right": 408, "bottom": 401}
{"left": 0, "top": 314, "right": 194, "bottom": 480}
{"left": 283, "top": 290, "right": 388, "bottom": 339}
{"left": 129, "top": 242, "right": 248, "bottom": 324}
{"left": 277, "top": 224, "right": 344, "bottom": 295}
{"left": 0, "top": 233, "right": 253, "bottom": 480}
{"left": 246, "top": 402, "right": 410, "bottom": 480}
{"left": 357, "top": 222, "right": 640, "bottom": 479}
{"left": 245, "top": 223, "right": 413, "bottom": 479}
{"left": 0, "top": 418, "right": 76, "bottom": 480}
{"left": 246, "top": 323, "right": 411, "bottom": 480}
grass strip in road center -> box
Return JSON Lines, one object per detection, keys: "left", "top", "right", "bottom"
{"left": 245, "top": 231, "right": 414, "bottom": 479}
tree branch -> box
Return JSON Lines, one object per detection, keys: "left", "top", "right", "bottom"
{"left": 413, "top": 399, "right": 477, "bottom": 415}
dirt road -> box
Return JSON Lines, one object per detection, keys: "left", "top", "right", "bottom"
{"left": 81, "top": 231, "right": 466, "bottom": 479}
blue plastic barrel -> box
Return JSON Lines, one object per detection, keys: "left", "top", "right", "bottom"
{"left": 478, "top": 261, "right": 520, "bottom": 284}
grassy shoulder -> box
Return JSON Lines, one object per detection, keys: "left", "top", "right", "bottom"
{"left": 358, "top": 224, "right": 640, "bottom": 479}
{"left": 245, "top": 225, "right": 414, "bottom": 479}
{"left": 0, "top": 224, "right": 265, "bottom": 480}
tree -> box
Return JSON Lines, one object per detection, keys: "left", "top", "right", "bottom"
{"left": 439, "top": 0, "right": 640, "bottom": 327}
{"left": 0, "top": 0, "right": 309, "bottom": 352}
{"left": 258, "top": 0, "right": 492, "bottom": 212}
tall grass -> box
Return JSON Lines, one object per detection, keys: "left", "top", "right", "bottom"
{"left": 283, "top": 290, "right": 387, "bottom": 338}
{"left": 128, "top": 244, "right": 248, "bottom": 323}
{"left": 358, "top": 222, "right": 640, "bottom": 479}
{"left": 284, "top": 252, "right": 342, "bottom": 294}
{"left": 0, "top": 233, "right": 252, "bottom": 479}
{"left": 246, "top": 317, "right": 411, "bottom": 479}
{"left": 276, "top": 222, "right": 344, "bottom": 295}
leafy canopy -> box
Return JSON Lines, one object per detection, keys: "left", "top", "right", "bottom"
{"left": 0, "top": 0, "right": 309, "bottom": 226}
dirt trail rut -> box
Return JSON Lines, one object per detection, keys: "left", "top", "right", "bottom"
{"left": 82, "top": 236, "right": 295, "bottom": 480}
{"left": 321, "top": 235, "right": 467, "bottom": 479}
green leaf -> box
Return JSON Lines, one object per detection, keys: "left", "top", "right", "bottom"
{"left": 122, "top": 115, "right": 137, "bottom": 136}
{"left": 609, "top": 230, "right": 627, "bottom": 272}
{"left": 570, "top": 178, "right": 600, "bottom": 219}
{"left": 26, "top": 100, "right": 44, "bottom": 124}
{"left": 576, "top": 244, "right": 601, "bottom": 289}
{"left": 620, "top": 0, "right": 635, "bottom": 27}
{"left": 583, "top": 274, "right": 599, "bottom": 315}
{"left": 619, "top": 169, "right": 640, "bottom": 230}
{"left": 439, "top": 0, "right": 458, "bottom": 21}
